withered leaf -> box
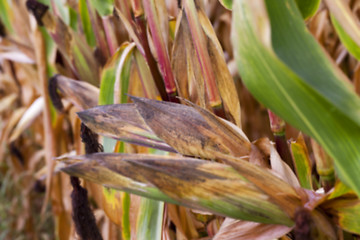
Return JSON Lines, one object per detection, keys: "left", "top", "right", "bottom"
{"left": 130, "top": 96, "right": 250, "bottom": 159}
{"left": 77, "top": 104, "right": 176, "bottom": 152}
{"left": 55, "top": 75, "right": 99, "bottom": 110}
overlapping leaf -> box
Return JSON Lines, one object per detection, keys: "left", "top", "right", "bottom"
{"left": 59, "top": 153, "right": 295, "bottom": 226}
{"left": 130, "top": 96, "right": 250, "bottom": 158}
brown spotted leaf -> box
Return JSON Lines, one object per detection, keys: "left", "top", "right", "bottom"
{"left": 77, "top": 104, "right": 175, "bottom": 152}
{"left": 217, "top": 153, "right": 302, "bottom": 219}
{"left": 130, "top": 96, "right": 250, "bottom": 159}
{"left": 59, "top": 153, "right": 294, "bottom": 226}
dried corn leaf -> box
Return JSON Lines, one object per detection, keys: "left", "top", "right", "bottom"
{"left": 218, "top": 153, "right": 301, "bottom": 218}
{"left": 59, "top": 153, "right": 294, "bottom": 225}
{"left": 54, "top": 75, "right": 99, "bottom": 110}
{"left": 77, "top": 103, "right": 175, "bottom": 152}
{"left": 124, "top": 156, "right": 293, "bottom": 226}
{"left": 130, "top": 96, "right": 250, "bottom": 159}
{"left": 57, "top": 153, "right": 176, "bottom": 204}
{"left": 9, "top": 97, "right": 44, "bottom": 142}
{"left": 172, "top": 10, "right": 206, "bottom": 107}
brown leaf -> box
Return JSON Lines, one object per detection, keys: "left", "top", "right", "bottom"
{"left": 130, "top": 96, "right": 250, "bottom": 159}
{"left": 218, "top": 153, "right": 301, "bottom": 219}
{"left": 171, "top": 10, "right": 206, "bottom": 107}
{"left": 55, "top": 75, "right": 99, "bottom": 110}
{"left": 77, "top": 103, "right": 175, "bottom": 152}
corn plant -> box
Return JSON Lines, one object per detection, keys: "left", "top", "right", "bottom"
{"left": 1, "top": 0, "right": 360, "bottom": 239}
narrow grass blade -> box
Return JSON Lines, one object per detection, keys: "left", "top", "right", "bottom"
{"left": 133, "top": 49, "right": 161, "bottom": 100}
{"left": 171, "top": 10, "right": 206, "bottom": 107}
{"left": 99, "top": 43, "right": 134, "bottom": 106}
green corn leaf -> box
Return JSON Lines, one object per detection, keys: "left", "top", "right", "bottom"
{"left": 324, "top": 0, "right": 360, "bottom": 49}
{"left": 331, "top": 15, "right": 360, "bottom": 61}
{"left": 232, "top": 0, "right": 360, "bottom": 197}
{"left": 294, "top": 0, "right": 320, "bottom": 20}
